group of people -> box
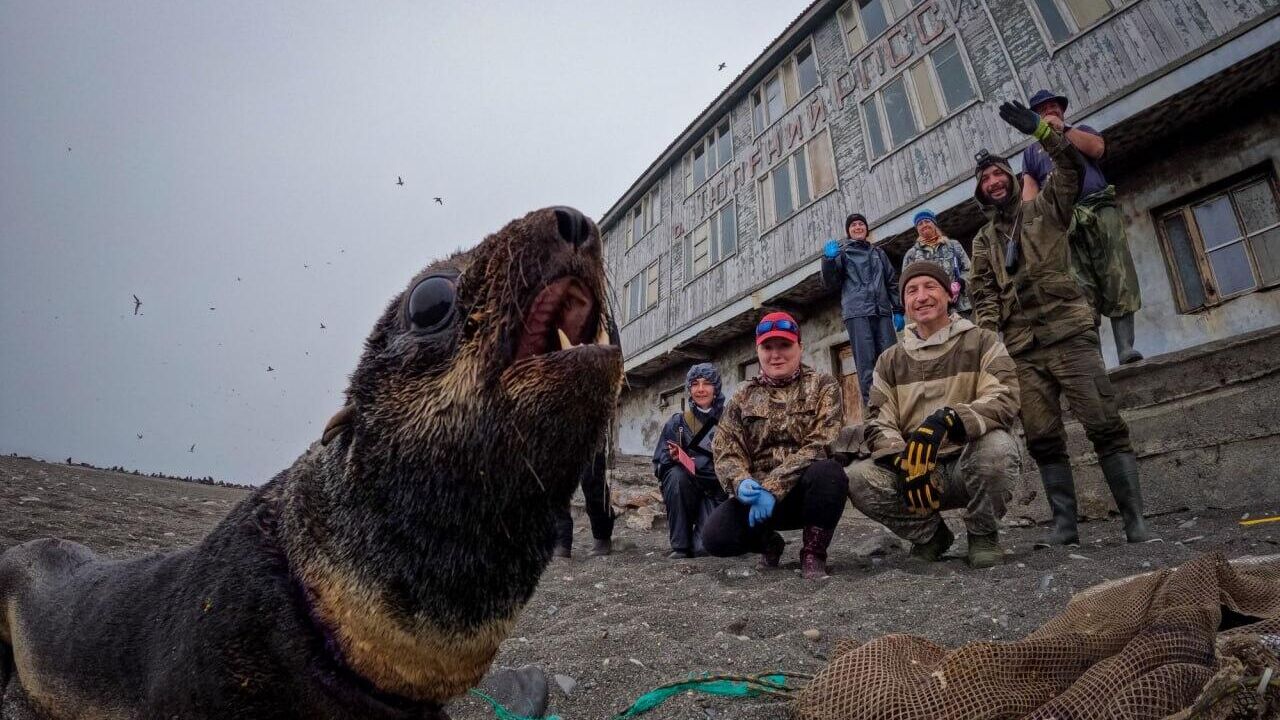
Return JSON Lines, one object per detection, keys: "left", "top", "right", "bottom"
{"left": 639, "top": 90, "right": 1150, "bottom": 576}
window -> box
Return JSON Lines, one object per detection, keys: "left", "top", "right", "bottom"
{"left": 624, "top": 262, "right": 660, "bottom": 322}
{"left": 741, "top": 359, "right": 760, "bottom": 381}
{"left": 838, "top": 0, "right": 919, "bottom": 54}
{"left": 659, "top": 385, "right": 686, "bottom": 413}
{"left": 1030, "top": 0, "right": 1127, "bottom": 45}
{"left": 861, "top": 38, "right": 976, "bottom": 159}
{"left": 758, "top": 130, "right": 837, "bottom": 230}
{"left": 686, "top": 118, "right": 733, "bottom": 194}
{"left": 684, "top": 203, "right": 738, "bottom": 281}
{"left": 751, "top": 40, "right": 821, "bottom": 134}
{"left": 1157, "top": 172, "right": 1280, "bottom": 312}
{"left": 624, "top": 187, "right": 660, "bottom": 249}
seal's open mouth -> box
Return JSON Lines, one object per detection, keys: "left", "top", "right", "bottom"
{"left": 514, "top": 276, "right": 608, "bottom": 360}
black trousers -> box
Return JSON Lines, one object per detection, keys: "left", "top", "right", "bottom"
{"left": 552, "top": 452, "right": 615, "bottom": 548}
{"left": 702, "top": 459, "right": 848, "bottom": 557}
{"left": 659, "top": 466, "right": 727, "bottom": 554}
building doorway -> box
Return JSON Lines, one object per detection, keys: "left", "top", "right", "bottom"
{"left": 833, "top": 343, "right": 863, "bottom": 425}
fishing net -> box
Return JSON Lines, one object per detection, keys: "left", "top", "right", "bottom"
{"left": 794, "top": 552, "right": 1280, "bottom": 719}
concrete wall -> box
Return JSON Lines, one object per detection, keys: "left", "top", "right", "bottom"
{"left": 1098, "top": 106, "right": 1280, "bottom": 366}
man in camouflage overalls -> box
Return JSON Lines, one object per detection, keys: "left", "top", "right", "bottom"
{"left": 970, "top": 100, "right": 1150, "bottom": 546}
{"left": 1021, "top": 89, "right": 1143, "bottom": 364}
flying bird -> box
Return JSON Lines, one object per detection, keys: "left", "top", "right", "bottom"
{"left": 132, "top": 294, "right": 142, "bottom": 315}
{"left": 209, "top": 307, "right": 216, "bottom": 311}
{"left": 319, "top": 322, "right": 326, "bottom": 329}
{"left": 189, "top": 443, "right": 196, "bottom": 453}
{"left": 67, "top": 147, "right": 72, "bottom": 152}
{"left": 236, "top": 276, "right": 242, "bottom": 282}
{"left": 136, "top": 433, "right": 143, "bottom": 440}
{"left": 433, "top": 197, "right": 443, "bottom": 205}
{"left": 266, "top": 366, "right": 275, "bottom": 372}
{"left": 718, "top": 62, "right": 726, "bottom": 71}
{"left": 396, "top": 176, "right": 405, "bottom": 186}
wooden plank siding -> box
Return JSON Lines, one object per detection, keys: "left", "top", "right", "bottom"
{"left": 607, "top": 0, "right": 1278, "bottom": 361}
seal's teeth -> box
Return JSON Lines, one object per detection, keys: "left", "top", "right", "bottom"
{"left": 557, "top": 328, "right": 573, "bottom": 350}
{"left": 595, "top": 324, "right": 609, "bottom": 346}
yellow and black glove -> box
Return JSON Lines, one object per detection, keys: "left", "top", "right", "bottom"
{"left": 900, "top": 472, "right": 941, "bottom": 514}
{"left": 901, "top": 407, "right": 963, "bottom": 479}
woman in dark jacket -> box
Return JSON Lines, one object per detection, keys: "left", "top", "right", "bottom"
{"left": 653, "top": 363, "right": 728, "bottom": 558}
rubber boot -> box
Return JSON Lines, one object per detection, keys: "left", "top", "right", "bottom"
{"left": 1111, "top": 313, "right": 1143, "bottom": 364}
{"left": 1039, "top": 464, "right": 1080, "bottom": 546}
{"left": 756, "top": 531, "right": 785, "bottom": 570}
{"left": 1099, "top": 452, "right": 1151, "bottom": 543}
{"left": 800, "top": 526, "right": 835, "bottom": 580}
{"left": 966, "top": 532, "right": 1002, "bottom": 569}
{"left": 909, "top": 522, "right": 954, "bottom": 562}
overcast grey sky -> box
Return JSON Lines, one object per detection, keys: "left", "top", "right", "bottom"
{"left": 0, "top": 1, "right": 810, "bottom": 484}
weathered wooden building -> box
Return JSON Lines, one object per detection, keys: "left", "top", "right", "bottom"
{"left": 602, "top": 0, "right": 1280, "bottom": 457}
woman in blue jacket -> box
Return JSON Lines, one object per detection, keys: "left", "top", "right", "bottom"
{"left": 653, "top": 363, "right": 728, "bottom": 558}
{"left": 820, "top": 212, "right": 902, "bottom": 406}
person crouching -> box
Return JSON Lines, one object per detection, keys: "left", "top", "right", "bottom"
{"left": 653, "top": 363, "right": 729, "bottom": 559}
{"left": 702, "top": 312, "right": 848, "bottom": 579}
{"left": 846, "top": 262, "right": 1021, "bottom": 568}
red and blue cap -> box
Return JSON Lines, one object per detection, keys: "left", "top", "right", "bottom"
{"left": 756, "top": 311, "right": 800, "bottom": 345}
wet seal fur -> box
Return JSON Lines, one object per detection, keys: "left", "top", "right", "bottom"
{"left": 0, "top": 207, "right": 623, "bottom": 719}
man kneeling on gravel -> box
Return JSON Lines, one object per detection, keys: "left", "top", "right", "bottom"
{"left": 703, "top": 311, "right": 848, "bottom": 580}
{"left": 847, "top": 261, "right": 1021, "bottom": 569}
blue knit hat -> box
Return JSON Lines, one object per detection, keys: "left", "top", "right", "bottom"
{"left": 912, "top": 209, "right": 937, "bottom": 226}
{"left": 686, "top": 362, "right": 725, "bottom": 417}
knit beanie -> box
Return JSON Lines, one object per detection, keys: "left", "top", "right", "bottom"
{"left": 900, "top": 261, "right": 953, "bottom": 303}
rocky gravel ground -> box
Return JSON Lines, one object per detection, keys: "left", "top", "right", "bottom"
{"left": 3, "top": 454, "right": 1275, "bottom": 719}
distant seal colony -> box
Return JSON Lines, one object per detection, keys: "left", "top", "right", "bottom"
{"left": 0, "top": 206, "right": 623, "bottom": 719}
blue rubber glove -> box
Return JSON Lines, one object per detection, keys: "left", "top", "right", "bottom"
{"left": 748, "top": 490, "right": 776, "bottom": 527}
{"left": 893, "top": 313, "right": 905, "bottom": 332}
{"left": 737, "top": 478, "right": 762, "bottom": 503}
{"left": 823, "top": 239, "right": 841, "bottom": 259}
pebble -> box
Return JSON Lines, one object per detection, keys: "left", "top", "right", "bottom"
{"left": 1178, "top": 518, "right": 1197, "bottom": 529}
{"left": 163, "top": 532, "right": 175, "bottom": 537}
{"left": 802, "top": 629, "right": 821, "bottom": 641}
{"left": 546, "top": 605, "right": 558, "bottom": 616}
{"left": 725, "top": 568, "right": 754, "bottom": 578}
{"left": 18, "top": 496, "right": 41, "bottom": 503}
{"left": 1068, "top": 554, "right": 1090, "bottom": 561}
{"left": 1038, "top": 574, "right": 1054, "bottom": 593}
{"left": 628, "top": 658, "right": 646, "bottom": 668}
{"left": 553, "top": 674, "right": 577, "bottom": 696}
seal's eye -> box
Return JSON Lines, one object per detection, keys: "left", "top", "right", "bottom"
{"left": 406, "top": 276, "right": 456, "bottom": 332}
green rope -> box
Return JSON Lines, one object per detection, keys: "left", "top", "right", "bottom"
{"left": 470, "top": 670, "right": 809, "bottom": 720}
{"left": 468, "top": 689, "right": 563, "bottom": 720}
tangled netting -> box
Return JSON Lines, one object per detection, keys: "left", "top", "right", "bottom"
{"left": 795, "top": 553, "right": 1280, "bottom": 719}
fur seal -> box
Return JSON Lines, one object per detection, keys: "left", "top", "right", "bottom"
{"left": 0, "top": 206, "right": 622, "bottom": 719}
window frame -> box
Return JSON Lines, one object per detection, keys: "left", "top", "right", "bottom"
{"left": 1154, "top": 169, "right": 1280, "bottom": 313}
{"left": 685, "top": 115, "right": 735, "bottom": 196}
{"left": 1024, "top": 0, "right": 1134, "bottom": 52}
{"left": 683, "top": 201, "right": 739, "bottom": 284}
{"left": 625, "top": 186, "right": 661, "bottom": 251}
{"left": 837, "top": 0, "right": 921, "bottom": 58}
{"left": 750, "top": 37, "right": 822, "bottom": 137}
{"left": 857, "top": 34, "right": 980, "bottom": 165}
{"left": 756, "top": 129, "right": 839, "bottom": 233}
{"left": 622, "top": 261, "right": 661, "bottom": 324}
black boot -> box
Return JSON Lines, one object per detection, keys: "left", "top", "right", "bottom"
{"left": 800, "top": 526, "right": 835, "bottom": 580}
{"left": 1111, "top": 313, "right": 1143, "bottom": 364}
{"left": 1099, "top": 452, "right": 1150, "bottom": 543}
{"left": 1038, "top": 464, "right": 1080, "bottom": 546}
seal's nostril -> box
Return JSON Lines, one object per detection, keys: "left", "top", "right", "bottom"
{"left": 553, "top": 206, "right": 591, "bottom": 247}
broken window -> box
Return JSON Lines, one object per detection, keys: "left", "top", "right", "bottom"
{"left": 1157, "top": 171, "right": 1280, "bottom": 312}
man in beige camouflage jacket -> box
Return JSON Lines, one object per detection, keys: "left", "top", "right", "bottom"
{"left": 704, "top": 311, "right": 848, "bottom": 580}
{"left": 847, "top": 261, "right": 1021, "bottom": 568}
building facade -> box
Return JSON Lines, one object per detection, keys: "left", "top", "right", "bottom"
{"left": 601, "top": 0, "right": 1280, "bottom": 457}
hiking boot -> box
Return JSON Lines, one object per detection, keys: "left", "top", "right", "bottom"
{"left": 800, "top": 526, "right": 835, "bottom": 580}
{"left": 1111, "top": 313, "right": 1143, "bottom": 365}
{"left": 909, "top": 522, "right": 954, "bottom": 562}
{"left": 588, "top": 538, "right": 612, "bottom": 557}
{"left": 756, "top": 532, "right": 785, "bottom": 570}
{"left": 1099, "top": 452, "right": 1151, "bottom": 543}
{"left": 966, "top": 532, "right": 1003, "bottom": 569}
{"left": 1039, "top": 464, "right": 1080, "bottom": 546}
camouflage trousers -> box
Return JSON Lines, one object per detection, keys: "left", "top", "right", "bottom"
{"left": 1016, "top": 331, "right": 1133, "bottom": 467}
{"left": 1070, "top": 187, "right": 1142, "bottom": 318}
{"left": 846, "top": 430, "right": 1020, "bottom": 544}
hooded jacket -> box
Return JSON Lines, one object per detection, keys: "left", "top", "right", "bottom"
{"left": 901, "top": 236, "right": 972, "bottom": 313}
{"left": 865, "top": 316, "right": 1020, "bottom": 459}
{"left": 821, "top": 238, "right": 903, "bottom": 319}
{"left": 653, "top": 363, "right": 725, "bottom": 483}
{"left": 969, "top": 129, "right": 1095, "bottom": 356}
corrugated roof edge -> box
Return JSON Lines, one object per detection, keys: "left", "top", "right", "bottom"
{"left": 598, "top": 0, "right": 832, "bottom": 231}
